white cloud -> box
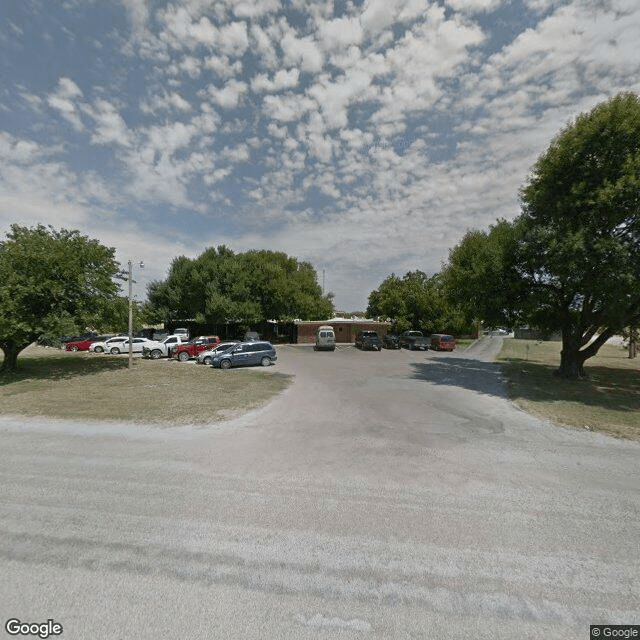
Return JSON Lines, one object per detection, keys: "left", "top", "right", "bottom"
{"left": 251, "top": 68, "right": 300, "bottom": 93}
{"left": 0, "top": 132, "right": 44, "bottom": 164}
{"left": 232, "top": 0, "right": 281, "bottom": 19}
{"left": 141, "top": 91, "right": 192, "bottom": 114}
{"left": 203, "top": 55, "right": 243, "bottom": 79}
{"left": 281, "top": 32, "right": 324, "bottom": 73}
{"left": 316, "top": 16, "right": 363, "bottom": 52}
{"left": 88, "top": 99, "right": 132, "bottom": 147}
{"left": 307, "top": 69, "right": 375, "bottom": 129}
{"left": 207, "top": 79, "right": 248, "bottom": 109}
{"left": 249, "top": 23, "right": 279, "bottom": 69}
{"left": 262, "top": 93, "right": 316, "bottom": 122}
{"left": 46, "top": 77, "right": 84, "bottom": 131}
{"left": 121, "top": 0, "right": 149, "bottom": 39}
{"left": 218, "top": 21, "right": 249, "bottom": 56}
{"left": 361, "top": 0, "right": 426, "bottom": 34}
{"left": 445, "top": 0, "right": 503, "bottom": 13}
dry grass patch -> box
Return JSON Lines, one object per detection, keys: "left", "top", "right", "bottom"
{"left": 498, "top": 338, "right": 640, "bottom": 440}
{"left": 0, "top": 345, "right": 292, "bottom": 425}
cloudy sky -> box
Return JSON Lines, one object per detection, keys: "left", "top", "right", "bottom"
{"left": 1, "top": 0, "right": 638, "bottom": 310}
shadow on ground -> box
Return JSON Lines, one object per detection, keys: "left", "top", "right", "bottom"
{"left": 501, "top": 360, "right": 640, "bottom": 414}
{"left": 410, "top": 357, "right": 507, "bottom": 398}
{"left": 0, "top": 354, "right": 128, "bottom": 386}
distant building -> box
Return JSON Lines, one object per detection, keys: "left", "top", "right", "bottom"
{"left": 294, "top": 318, "right": 391, "bottom": 344}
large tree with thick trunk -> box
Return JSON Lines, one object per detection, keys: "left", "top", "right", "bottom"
{"left": 0, "top": 224, "right": 121, "bottom": 372}
{"left": 444, "top": 94, "right": 640, "bottom": 379}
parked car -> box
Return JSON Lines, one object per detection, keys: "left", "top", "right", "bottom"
{"left": 430, "top": 334, "right": 456, "bottom": 351}
{"left": 141, "top": 334, "right": 189, "bottom": 359}
{"left": 382, "top": 334, "right": 400, "bottom": 349}
{"left": 243, "top": 331, "right": 260, "bottom": 341}
{"left": 398, "top": 331, "right": 430, "bottom": 351}
{"left": 314, "top": 325, "right": 335, "bottom": 351}
{"left": 355, "top": 330, "right": 382, "bottom": 351}
{"left": 108, "top": 337, "right": 155, "bottom": 355}
{"left": 173, "top": 327, "right": 190, "bottom": 341}
{"left": 172, "top": 336, "right": 221, "bottom": 361}
{"left": 65, "top": 336, "right": 109, "bottom": 351}
{"left": 196, "top": 341, "right": 240, "bottom": 365}
{"left": 210, "top": 341, "right": 277, "bottom": 369}
{"left": 89, "top": 336, "right": 128, "bottom": 353}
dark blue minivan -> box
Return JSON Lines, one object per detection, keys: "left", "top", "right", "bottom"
{"left": 211, "top": 341, "right": 277, "bottom": 369}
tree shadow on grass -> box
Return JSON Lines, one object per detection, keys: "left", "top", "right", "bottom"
{"left": 409, "top": 357, "right": 508, "bottom": 398}
{"left": 410, "top": 355, "right": 640, "bottom": 414}
{"left": 500, "top": 360, "right": 640, "bottom": 414}
{"left": 0, "top": 354, "right": 128, "bottom": 386}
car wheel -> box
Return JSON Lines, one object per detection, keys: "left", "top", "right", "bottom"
{"left": 94, "top": 346, "right": 103, "bottom": 353}
{"left": 261, "top": 356, "right": 271, "bottom": 367}
{"left": 178, "top": 351, "right": 190, "bottom": 362}
{"left": 220, "top": 359, "right": 232, "bottom": 370}
{"left": 150, "top": 349, "right": 162, "bottom": 359}
{"left": 203, "top": 356, "right": 212, "bottom": 365}
{"left": 110, "top": 347, "right": 120, "bottom": 354}
{"left": 70, "top": 346, "right": 79, "bottom": 351}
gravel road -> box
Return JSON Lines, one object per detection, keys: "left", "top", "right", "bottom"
{"left": 1, "top": 336, "right": 638, "bottom": 639}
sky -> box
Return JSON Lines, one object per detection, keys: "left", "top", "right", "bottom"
{"left": 1, "top": 0, "right": 639, "bottom": 312}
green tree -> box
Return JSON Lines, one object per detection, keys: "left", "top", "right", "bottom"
{"left": 442, "top": 220, "right": 523, "bottom": 330}
{"left": 444, "top": 93, "right": 640, "bottom": 378}
{"left": 368, "top": 270, "right": 472, "bottom": 335}
{"left": 518, "top": 93, "right": 640, "bottom": 378}
{"left": 0, "top": 224, "right": 121, "bottom": 371}
{"left": 146, "top": 246, "right": 333, "bottom": 327}
{"left": 88, "top": 296, "right": 146, "bottom": 334}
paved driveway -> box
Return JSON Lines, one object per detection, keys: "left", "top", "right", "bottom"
{"left": 1, "top": 337, "right": 638, "bottom": 639}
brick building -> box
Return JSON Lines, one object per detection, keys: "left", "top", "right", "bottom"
{"left": 294, "top": 318, "right": 391, "bottom": 344}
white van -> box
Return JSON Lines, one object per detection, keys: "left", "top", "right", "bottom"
{"left": 314, "top": 325, "right": 336, "bottom": 351}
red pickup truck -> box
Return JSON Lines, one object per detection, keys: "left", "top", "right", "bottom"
{"left": 172, "top": 336, "right": 221, "bottom": 361}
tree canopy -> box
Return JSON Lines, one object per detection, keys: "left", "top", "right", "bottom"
{"left": 145, "top": 246, "right": 334, "bottom": 327}
{"left": 367, "top": 270, "right": 473, "bottom": 335}
{"left": 0, "top": 224, "right": 121, "bottom": 371}
{"left": 443, "top": 93, "right": 640, "bottom": 378}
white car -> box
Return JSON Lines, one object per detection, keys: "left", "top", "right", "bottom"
{"left": 196, "top": 341, "right": 239, "bottom": 365}
{"left": 108, "top": 337, "right": 155, "bottom": 355}
{"left": 89, "top": 336, "right": 128, "bottom": 353}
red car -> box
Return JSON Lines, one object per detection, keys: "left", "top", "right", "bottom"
{"left": 172, "top": 336, "right": 221, "bottom": 361}
{"left": 65, "top": 338, "right": 95, "bottom": 351}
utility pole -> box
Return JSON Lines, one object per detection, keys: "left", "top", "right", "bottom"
{"left": 128, "top": 260, "right": 144, "bottom": 369}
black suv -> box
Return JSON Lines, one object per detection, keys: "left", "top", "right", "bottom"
{"left": 355, "top": 330, "right": 382, "bottom": 351}
{"left": 383, "top": 334, "right": 400, "bottom": 349}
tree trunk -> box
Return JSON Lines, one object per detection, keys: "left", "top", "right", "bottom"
{"left": 0, "top": 342, "right": 26, "bottom": 373}
{"left": 555, "top": 332, "right": 587, "bottom": 379}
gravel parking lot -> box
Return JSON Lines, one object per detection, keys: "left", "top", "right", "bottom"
{"left": 1, "top": 337, "right": 638, "bottom": 639}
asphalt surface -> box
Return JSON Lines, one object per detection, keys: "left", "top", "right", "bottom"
{"left": 1, "top": 336, "right": 639, "bottom": 639}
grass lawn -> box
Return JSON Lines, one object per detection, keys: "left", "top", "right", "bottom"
{"left": 0, "top": 345, "right": 292, "bottom": 425}
{"left": 498, "top": 338, "right": 639, "bottom": 440}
